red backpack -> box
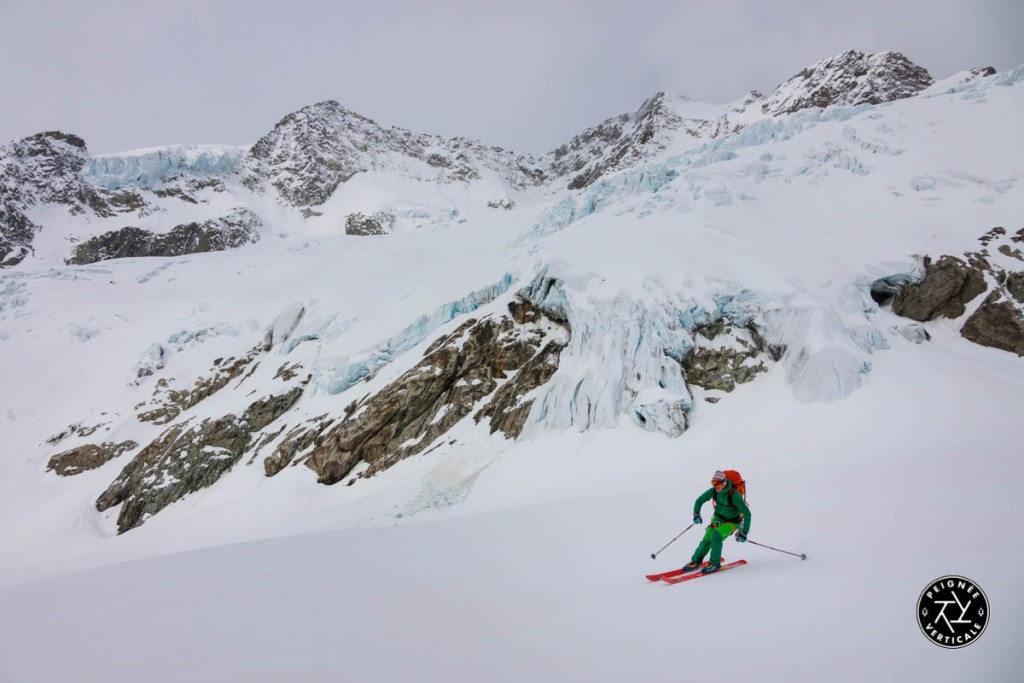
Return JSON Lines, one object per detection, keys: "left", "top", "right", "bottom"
{"left": 723, "top": 470, "right": 746, "bottom": 500}
{"left": 713, "top": 470, "right": 747, "bottom": 508}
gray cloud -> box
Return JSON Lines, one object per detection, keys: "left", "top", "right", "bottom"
{"left": 1, "top": 0, "right": 1022, "bottom": 155}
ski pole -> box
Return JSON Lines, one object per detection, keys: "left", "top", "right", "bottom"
{"left": 650, "top": 523, "right": 695, "bottom": 560}
{"left": 746, "top": 539, "right": 807, "bottom": 560}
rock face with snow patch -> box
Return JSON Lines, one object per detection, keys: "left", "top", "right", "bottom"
{"left": 345, "top": 212, "right": 395, "bottom": 236}
{"left": 0, "top": 132, "right": 239, "bottom": 266}
{"left": 300, "top": 298, "right": 568, "bottom": 485}
{"left": 0, "top": 203, "right": 37, "bottom": 267}
{"left": 887, "top": 227, "right": 1024, "bottom": 357}
{"left": 546, "top": 92, "right": 697, "bottom": 190}
{"left": 66, "top": 207, "right": 262, "bottom": 264}
{"left": 0, "top": 131, "right": 91, "bottom": 209}
{"left": 136, "top": 337, "right": 270, "bottom": 425}
{"left": 244, "top": 100, "right": 545, "bottom": 208}
{"left": 761, "top": 50, "right": 933, "bottom": 115}
{"left": 891, "top": 255, "right": 988, "bottom": 321}
{"left": 96, "top": 387, "right": 303, "bottom": 534}
{"left": 1, "top": 132, "right": 89, "bottom": 265}
{"left": 961, "top": 291, "right": 1024, "bottom": 356}
{"left": 682, "top": 320, "right": 778, "bottom": 394}
{"left": 47, "top": 441, "right": 139, "bottom": 476}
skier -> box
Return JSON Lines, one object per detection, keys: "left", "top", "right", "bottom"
{"left": 682, "top": 470, "right": 751, "bottom": 574}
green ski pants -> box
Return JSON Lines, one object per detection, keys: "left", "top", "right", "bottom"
{"left": 691, "top": 521, "right": 739, "bottom": 566}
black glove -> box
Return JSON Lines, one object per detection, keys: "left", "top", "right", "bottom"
{"left": 693, "top": 513, "right": 703, "bottom": 525}
{"left": 736, "top": 529, "right": 748, "bottom": 542}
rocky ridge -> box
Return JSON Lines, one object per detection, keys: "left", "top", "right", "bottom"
{"left": 760, "top": 50, "right": 935, "bottom": 115}
{"left": 545, "top": 92, "right": 700, "bottom": 191}
{"left": 1, "top": 132, "right": 87, "bottom": 265}
{"left": 2, "top": 50, "right": 953, "bottom": 267}
{"left": 0, "top": 133, "right": 240, "bottom": 266}
{"left": 243, "top": 100, "right": 546, "bottom": 208}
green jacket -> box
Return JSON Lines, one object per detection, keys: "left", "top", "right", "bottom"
{"left": 694, "top": 481, "right": 751, "bottom": 534}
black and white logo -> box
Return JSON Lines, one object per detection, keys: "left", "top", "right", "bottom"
{"left": 917, "top": 575, "right": 989, "bottom": 649}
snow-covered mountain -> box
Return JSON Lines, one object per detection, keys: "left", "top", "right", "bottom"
{"left": 1, "top": 50, "right": 1023, "bottom": 682}
{"left": 759, "top": 49, "right": 936, "bottom": 114}
{"left": 1, "top": 49, "right": 967, "bottom": 268}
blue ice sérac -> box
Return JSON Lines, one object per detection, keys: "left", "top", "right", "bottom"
{"left": 83, "top": 145, "right": 246, "bottom": 190}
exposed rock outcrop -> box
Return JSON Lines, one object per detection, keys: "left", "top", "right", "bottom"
{"left": 891, "top": 255, "right": 987, "bottom": 321}
{"left": 96, "top": 387, "right": 303, "bottom": 534}
{"left": 136, "top": 335, "right": 272, "bottom": 424}
{"left": 961, "top": 292, "right": 1024, "bottom": 356}
{"left": 1, "top": 131, "right": 88, "bottom": 265}
{"left": 885, "top": 227, "right": 1024, "bottom": 357}
{"left": 303, "top": 299, "right": 569, "bottom": 485}
{"left": 1, "top": 132, "right": 90, "bottom": 209}
{"left": 682, "top": 320, "right": 778, "bottom": 393}
{"left": 345, "top": 212, "right": 395, "bottom": 236}
{"left": 0, "top": 203, "right": 37, "bottom": 266}
{"left": 47, "top": 440, "right": 139, "bottom": 476}
{"left": 263, "top": 417, "right": 333, "bottom": 477}
{"left": 67, "top": 207, "right": 261, "bottom": 264}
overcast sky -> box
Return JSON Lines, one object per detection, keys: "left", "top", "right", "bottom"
{"left": 2, "top": 0, "right": 1023, "bottom": 155}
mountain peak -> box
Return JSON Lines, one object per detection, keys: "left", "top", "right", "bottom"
{"left": 244, "top": 100, "right": 391, "bottom": 206}
{"left": 2, "top": 129, "right": 91, "bottom": 205}
{"left": 761, "top": 49, "right": 934, "bottom": 115}
{"left": 548, "top": 90, "right": 697, "bottom": 190}
{"left": 293, "top": 99, "right": 375, "bottom": 124}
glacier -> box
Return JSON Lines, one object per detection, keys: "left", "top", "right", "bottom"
{"left": 520, "top": 270, "right": 891, "bottom": 438}
{"left": 522, "top": 273, "right": 700, "bottom": 438}
{"left": 83, "top": 145, "right": 246, "bottom": 190}
{"left": 527, "top": 103, "right": 885, "bottom": 240}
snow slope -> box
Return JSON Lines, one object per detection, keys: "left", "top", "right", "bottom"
{"left": 1, "top": 60, "right": 1023, "bottom": 682}
{"left": 1, "top": 340, "right": 1021, "bottom": 682}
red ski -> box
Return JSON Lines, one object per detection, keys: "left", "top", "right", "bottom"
{"left": 646, "top": 568, "right": 687, "bottom": 582}
{"left": 663, "top": 560, "right": 747, "bottom": 584}
{"left": 645, "top": 559, "right": 725, "bottom": 582}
